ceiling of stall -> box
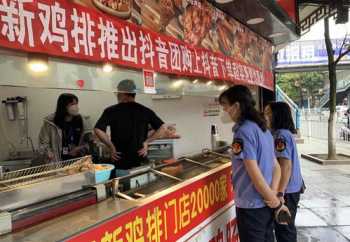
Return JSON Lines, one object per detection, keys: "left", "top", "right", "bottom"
{"left": 208, "top": 0, "right": 300, "bottom": 48}
{"left": 209, "top": 0, "right": 350, "bottom": 50}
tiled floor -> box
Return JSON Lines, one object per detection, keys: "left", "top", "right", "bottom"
{"left": 296, "top": 209, "right": 328, "bottom": 227}
{"left": 296, "top": 139, "right": 350, "bottom": 241}
{"left": 337, "top": 226, "right": 350, "bottom": 240}
{"left": 298, "top": 227, "right": 349, "bottom": 242}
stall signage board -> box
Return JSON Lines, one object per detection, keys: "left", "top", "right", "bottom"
{"left": 143, "top": 70, "right": 156, "bottom": 94}
{"left": 66, "top": 166, "right": 236, "bottom": 242}
{"left": 0, "top": 0, "right": 273, "bottom": 90}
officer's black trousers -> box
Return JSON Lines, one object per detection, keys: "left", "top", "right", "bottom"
{"left": 236, "top": 206, "right": 274, "bottom": 242}
{"left": 275, "top": 192, "right": 301, "bottom": 242}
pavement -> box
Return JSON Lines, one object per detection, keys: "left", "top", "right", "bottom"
{"left": 296, "top": 138, "right": 350, "bottom": 242}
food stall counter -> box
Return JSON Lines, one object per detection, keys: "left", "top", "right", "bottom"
{"left": 0, "top": 199, "right": 140, "bottom": 242}
{"left": 0, "top": 149, "right": 238, "bottom": 242}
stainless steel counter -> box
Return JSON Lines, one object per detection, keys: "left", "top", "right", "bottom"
{"left": 0, "top": 199, "right": 140, "bottom": 242}
{"left": 0, "top": 148, "right": 231, "bottom": 242}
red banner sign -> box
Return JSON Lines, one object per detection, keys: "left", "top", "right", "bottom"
{"left": 66, "top": 166, "right": 234, "bottom": 242}
{"left": 0, "top": 0, "right": 273, "bottom": 90}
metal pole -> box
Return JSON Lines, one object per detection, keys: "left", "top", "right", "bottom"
{"left": 307, "top": 97, "right": 312, "bottom": 140}
{"left": 0, "top": 166, "right": 3, "bottom": 180}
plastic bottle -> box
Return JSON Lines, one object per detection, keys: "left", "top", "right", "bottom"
{"left": 210, "top": 124, "right": 219, "bottom": 150}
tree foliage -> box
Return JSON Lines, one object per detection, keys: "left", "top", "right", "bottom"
{"left": 276, "top": 72, "right": 327, "bottom": 107}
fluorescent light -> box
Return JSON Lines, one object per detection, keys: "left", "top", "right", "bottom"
{"left": 268, "top": 32, "right": 286, "bottom": 38}
{"left": 215, "top": 0, "right": 235, "bottom": 3}
{"left": 219, "top": 85, "right": 227, "bottom": 91}
{"left": 172, "top": 80, "right": 183, "bottom": 88}
{"left": 28, "top": 61, "right": 48, "bottom": 73}
{"left": 102, "top": 63, "right": 113, "bottom": 73}
{"left": 28, "top": 54, "right": 49, "bottom": 73}
{"left": 193, "top": 79, "right": 199, "bottom": 84}
{"left": 206, "top": 81, "right": 213, "bottom": 86}
{"left": 247, "top": 18, "right": 264, "bottom": 25}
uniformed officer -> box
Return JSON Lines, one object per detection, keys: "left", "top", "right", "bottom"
{"left": 264, "top": 101, "right": 304, "bottom": 242}
{"left": 219, "top": 85, "right": 285, "bottom": 242}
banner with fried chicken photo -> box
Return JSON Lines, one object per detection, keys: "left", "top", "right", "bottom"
{"left": 72, "top": 0, "right": 272, "bottom": 72}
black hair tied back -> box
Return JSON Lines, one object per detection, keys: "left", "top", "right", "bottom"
{"left": 219, "top": 85, "right": 267, "bottom": 131}
{"left": 270, "top": 102, "right": 297, "bottom": 134}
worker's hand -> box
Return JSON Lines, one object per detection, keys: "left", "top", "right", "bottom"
{"left": 279, "top": 196, "right": 285, "bottom": 204}
{"left": 165, "top": 125, "right": 181, "bottom": 138}
{"left": 265, "top": 196, "right": 281, "bottom": 209}
{"left": 110, "top": 146, "right": 121, "bottom": 161}
{"left": 138, "top": 142, "right": 148, "bottom": 157}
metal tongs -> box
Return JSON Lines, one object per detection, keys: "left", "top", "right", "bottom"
{"left": 202, "top": 148, "right": 231, "bottom": 159}
{"left": 111, "top": 178, "right": 119, "bottom": 199}
{"left": 111, "top": 178, "right": 136, "bottom": 201}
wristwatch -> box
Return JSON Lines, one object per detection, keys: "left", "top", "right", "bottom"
{"left": 277, "top": 192, "right": 284, "bottom": 198}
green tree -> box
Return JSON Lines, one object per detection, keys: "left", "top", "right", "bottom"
{"left": 324, "top": 17, "right": 350, "bottom": 160}
{"left": 277, "top": 72, "right": 326, "bottom": 107}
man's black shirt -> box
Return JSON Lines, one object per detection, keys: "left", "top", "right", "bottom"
{"left": 95, "top": 102, "right": 164, "bottom": 169}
